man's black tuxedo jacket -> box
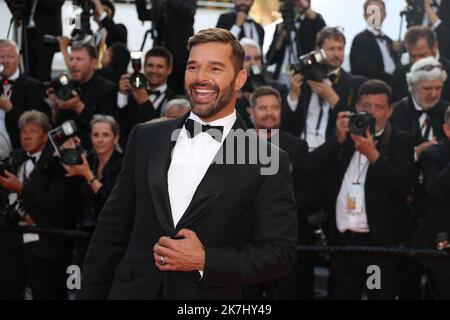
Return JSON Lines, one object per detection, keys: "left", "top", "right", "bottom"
{"left": 413, "top": 140, "right": 450, "bottom": 274}
{"left": 266, "top": 15, "right": 326, "bottom": 80}
{"left": 2, "top": 74, "right": 50, "bottom": 150}
{"left": 0, "top": 144, "right": 77, "bottom": 258}
{"left": 350, "top": 30, "right": 400, "bottom": 83}
{"left": 305, "top": 124, "right": 417, "bottom": 245}
{"left": 390, "top": 56, "right": 450, "bottom": 103}
{"left": 216, "top": 11, "right": 265, "bottom": 49}
{"left": 78, "top": 114, "right": 298, "bottom": 299}
{"left": 280, "top": 68, "right": 353, "bottom": 138}
{"left": 391, "top": 97, "right": 449, "bottom": 146}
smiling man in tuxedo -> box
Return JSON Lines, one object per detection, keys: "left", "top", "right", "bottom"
{"left": 78, "top": 28, "right": 298, "bottom": 300}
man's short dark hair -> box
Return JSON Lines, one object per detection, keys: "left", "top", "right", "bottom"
{"left": 250, "top": 86, "right": 281, "bottom": 107}
{"left": 316, "top": 26, "right": 346, "bottom": 48}
{"left": 364, "top": 0, "right": 385, "bottom": 13}
{"left": 404, "top": 26, "right": 437, "bottom": 49}
{"left": 358, "top": 79, "right": 392, "bottom": 104}
{"left": 187, "top": 28, "right": 245, "bottom": 73}
{"left": 144, "top": 46, "right": 173, "bottom": 68}
{"left": 71, "top": 41, "right": 98, "bottom": 59}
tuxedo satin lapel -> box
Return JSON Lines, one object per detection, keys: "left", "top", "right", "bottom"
{"left": 176, "top": 116, "right": 248, "bottom": 229}
{"left": 147, "top": 114, "right": 189, "bottom": 235}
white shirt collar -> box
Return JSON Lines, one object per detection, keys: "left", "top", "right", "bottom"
{"left": 189, "top": 109, "right": 236, "bottom": 129}
{"left": 411, "top": 95, "right": 425, "bottom": 111}
{"left": 27, "top": 150, "right": 42, "bottom": 162}
{"left": 7, "top": 69, "right": 20, "bottom": 81}
{"left": 328, "top": 68, "right": 340, "bottom": 76}
{"left": 149, "top": 83, "right": 168, "bottom": 93}
{"left": 366, "top": 26, "right": 383, "bottom": 37}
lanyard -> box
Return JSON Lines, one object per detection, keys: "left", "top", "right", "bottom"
{"left": 354, "top": 153, "right": 369, "bottom": 185}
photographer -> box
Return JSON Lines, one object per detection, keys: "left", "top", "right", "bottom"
{"left": 116, "top": 47, "right": 177, "bottom": 147}
{"left": 48, "top": 42, "right": 117, "bottom": 149}
{"left": 266, "top": 0, "right": 326, "bottom": 85}
{"left": 216, "top": 0, "right": 265, "bottom": 49}
{"left": 0, "top": 39, "right": 49, "bottom": 157}
{"left": 136, "top": 0, "right": 197, "bottom": 95}
{"left": 282, "top": 26, "right": 353, "bottom": 151}
{"left": 97, "top": 42, "right": 131, "bottom": 85}
{"left": 420, "top": 0, "right": 450, "bottom": 60}
{"left": 306, "top": 80, "right": 417, "bottom": 299}
{"left": 413, "top": 105, "right": 450, "bottom": 299}
{"left": 0, "top": 110, "right": 77, "bottom": 299}
{"left": 62, "top": 115, "right": 122, "bottom": 268}
{"left": 92, "top": 0, "right": 127, "bottom": 47}
{"left": 391, "top": 26, "right": 450, "bottom": 102}
{"left": 350, "top": 0, "right": 402, "bottom": 83}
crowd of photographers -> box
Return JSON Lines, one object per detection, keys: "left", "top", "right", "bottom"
{"left": 0, "top": 0, "right": 450, "bottom": 300}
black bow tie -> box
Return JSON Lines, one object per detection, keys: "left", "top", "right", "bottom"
{"left": 184, "top": 118, "right": 224, "bottom": 142}
{"left": 375, "top": 34, "right": 387, "bottom": 41}
{"left": 24, "top": 155, "right": 37, "bottom": 165}
{"left": 415, "top": 108, "right": 431, "bottom": 118}
{"left": 148, "top": 89, "right": 161, "bottom": 96}
{"left": 328, "top": 74, "right": 337, "bottom": 82}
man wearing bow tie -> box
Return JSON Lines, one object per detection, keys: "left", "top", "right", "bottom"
{"left": 0, "top": 110, "right": 77, "bottom": 299}
{"left": 117, "top": 47, "right": 177, "bottom": 148}
{"left": 350, "top": 0, "right": 403, "bottom": 83}
{"left": 78, "top": 28, "right": 297, "bottom": 300}
{"left": 216, "top": 0, "right": 265, "bottom": 50}
{"left": 306, "top": 80, "right": 417, "bottom": 299}
{"left": 282, "top": 26, "right": 353, "bottom": 152}
{"left": 0, "top": 39, "right": 49, "bottom": 158}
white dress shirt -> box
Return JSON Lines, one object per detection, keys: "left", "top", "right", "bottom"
{"left": 167, "top": 110, "right": 236, "bottom": 227}
{"left": 412, "top": 96, "right": 434, "bottom": 141}
{"left": 367, "top": 27, "right": 396, "bottom": 75}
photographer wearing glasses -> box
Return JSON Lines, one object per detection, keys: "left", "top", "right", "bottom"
{"left": 0, "top": 111, "right": 77, "bottom": 299}
{"left": 413, "top": 105, "right": 450, "bottom": 299}
{"left": 282, "top": 26, "right": 353, "bottom": 152}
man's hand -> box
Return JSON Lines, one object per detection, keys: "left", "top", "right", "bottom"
{"left": 0, "top": 171, "right": 23, "bottom": 193}
{"left": 392, "top": 41, "right": 404, "bottom": 54}
{"left": 307, "top": 79, "right": 340, "bottom": 107}
{"left": 118, "top": 74, "right": 131, "bottom": 94}
{"left": 58, "top": 36, "right": 71, "bottom": 53}
{"left": 288, "top": 73, "right": 304, "bottom": 101}
{"left": 153, "top": 229, "right": 205, "bottom": 272}
{"left": 424, "top": 0, "right": 440, "bottom": 24}
{"left": 132, "top": 87, "right": 150, "bottom": 105}
{"left": 236, "top": 10, "right": 247, "bottom": 27}
{"left": 336, "top": 111, "right": 350, "bottom": 144}
{"left": 351, "top": 128, "right": 380, "bottom": 164}
{"left": 415, "top": 139, "right": 438, "bottom": 159}
{"left": 0, "top": 97, "right": 13, "bottom": 112}
{"left": 91, "top": 0, "right": 105, "bottom": 18}
{"left": 55, "top": 90, "right": 85, "bottom": 114}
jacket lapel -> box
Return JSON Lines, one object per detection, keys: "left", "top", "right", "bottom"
{"left": 175, "top": 116, "right": 247, "bottom": 230}
{"left": 147, "top": 114, "right": 189, "bottom": 235}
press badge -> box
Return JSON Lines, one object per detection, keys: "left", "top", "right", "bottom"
{"left": 23, "top": 233, "right": 40, "bottom": 243}
{"left": 346, "top": 183, "right": 364, "bottom": 214}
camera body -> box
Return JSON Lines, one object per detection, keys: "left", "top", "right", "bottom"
{"left": 292, "top": 49, "right": 328, "bottom": 82}
{"left": 48, "top": 120, "right": 84, "bottom": 165}
{"left": 130, "top": 51, "right": 147, "bottom": 89}
{"left": 0, "top": 157, "right": 18, "bottom": 177}
{"left": 242, "top": 65, "right": 266, "bottom": 94}
{"left": 280, "top": 0, "right": 302, "bottom": 33}
{"left": 0, "top": 200, "right": 25, "bottom": 232}
{"left": 46, "top": 73, "right": 80, "bottom": 101}
{"left": 348, "top": 112, "right": 376, "bottom": 137}
{"left": 401, "top": 0, "right": 425, "bottom": 28}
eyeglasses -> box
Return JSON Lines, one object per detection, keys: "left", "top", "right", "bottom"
{"left": 417, "top": 64, "right": 444, "bottom": 72}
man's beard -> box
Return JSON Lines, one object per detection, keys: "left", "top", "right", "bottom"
{"left": 413, "top": 91, "right": 439, "bottom": 110}
{"left": 186, "top": 78, "right": 236, "bottom": 119}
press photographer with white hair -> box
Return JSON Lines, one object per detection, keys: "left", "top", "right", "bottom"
{"left": 391, "top": 56, "right": 449, "bottom": 159}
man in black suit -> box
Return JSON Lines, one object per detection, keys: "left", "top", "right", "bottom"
{"left": 391, "top": 26, "right": 450, "bottom": 102}
{"left": 92, "top": 0, "right": 127, "bottom": 47}
{"left": 248, "top": 85, "right": 313, "bottom": 299}
{"left": 6, "top": 0, "right": 64, "bottom": 82}
{"left": 421, "top": 0, "right": 450, "bottom": 60}
{"left": 266, "top": 0, "right": 326, "bottom": 85}
{"left": 78, "top": 28, "right": 297, "bottom": 300}
{"left": 282, "top": 26, "right": 353, "bottom": 151}
{"left": 0, "top": 110, "right": 76, "bottom": 299}
{"left": 0, "top": 39, "right": 49, "bottom": 156}
{"left": 350, "top": 0, "right": 402, "bottom": 83}
{"left": 414, "top": 105, "right": 450, "bottom": 299}
{"left": 48, "top": 42, "right": 116, "bottom": 149}
{"left": 137, "top": 0, "right": 197, "bottom": 95}
{"left": 216, "top": 0, "right": 265, "bottom": 50}
{"left": 306, "top": 80, "right": 417, "bottom": 299}
{"left": 117, "top": 47, "right": 177, "bottom": 147}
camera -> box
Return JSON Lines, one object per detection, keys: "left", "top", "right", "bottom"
{"left": 436, "top": 232, "right": 450, "bottom": 251}
{"left": 0, "top": 200, "right": 25, "bottom": 232}
{"left": 242, "top": 65, "right": 266, "bottom": 94}
{"left": 348, "top": 112, "right": 376, "bottom": 137}
{"left": 130, "top": 51, "right": 147, "bottom": 89}
{"left": 5, "top": 0, "right": 28, "bottom": 24}
{"left": 307, "top": 211, "right": 328, "bottom": 247}
{"left": 45, "top": 73, "right": 80, "bottom": 101}
{"left": 292, "top": 49, "right": 328, "bottom": 82}
{"left": 48, "top": 120, "right": 84, "bottom": 165}
{"left": 279, "top": 0, "right": 303, "bottom": 33}
{"left": 401, "top": 0, "right": 425, "bottom": 28}
{"left": 0, "top": 157, "right": 18, "bottom": 177}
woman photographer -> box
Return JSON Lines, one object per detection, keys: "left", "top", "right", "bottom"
{"left": 63, "top": 115, "right": 122, "bottom": 267}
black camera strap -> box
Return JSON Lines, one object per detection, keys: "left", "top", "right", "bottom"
{"left": 315, "top": 100, "right": 325, "bottom": 136}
